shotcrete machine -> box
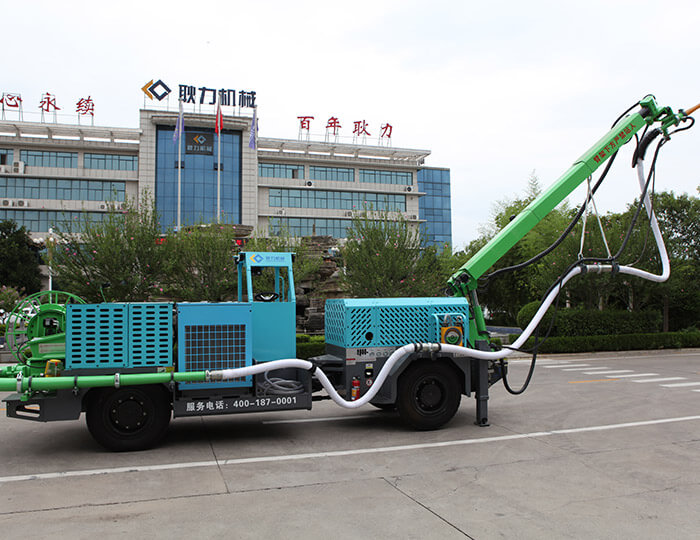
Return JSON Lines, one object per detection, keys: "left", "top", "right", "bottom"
{"left": 0, "top": 95, "right": 696, "bottom": 451}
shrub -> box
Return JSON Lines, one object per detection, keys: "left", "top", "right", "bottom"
{"left": 297, "top": 341, "right": 325, "bottom": 359}
{"left": 516, "top": 302, "right": 661, "bottom": 337}
{"left": 522, "top": 331, "right": 700, "bottom": 354}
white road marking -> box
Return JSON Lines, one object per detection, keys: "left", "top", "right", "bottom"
{"left": 562, "top": 367, "right": 609, "bottom": 371}
{"left": 2, "top": 415, "right": 700, "bottom": 484}
{"left": 582, "top": 370, "right": 634, "bottom": 375}
{"left": 660, "top": 382, "right": 700, "bottom": 388}
{"left": 543, "top": 364, "right": 591, "bottom": 369}
{"left": 632, "top": 377, "right": 687, "bottom": 383}
{"left": 263, "top": 415, "right": 375, "bottom": 425}
{"left": 606, "top": 373, "right": 658, "bottom": 378}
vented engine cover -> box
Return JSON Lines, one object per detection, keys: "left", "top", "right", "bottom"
{"left": 324, "top": 298, "right": 470, "bottom": 349}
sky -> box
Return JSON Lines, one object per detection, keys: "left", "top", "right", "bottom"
{"left": 5, "top": 0, "right": 700, "bottom": 249}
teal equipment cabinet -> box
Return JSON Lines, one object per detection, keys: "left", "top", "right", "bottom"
{"left": 237, "top": 252, "right": 297, "bottom": 364}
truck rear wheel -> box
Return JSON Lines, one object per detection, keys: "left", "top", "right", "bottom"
{"left": 86, "top": 385, "right": 171, "bottom": 452}
{"left": 397, "top": 360, "right": 461, "bottom": 430}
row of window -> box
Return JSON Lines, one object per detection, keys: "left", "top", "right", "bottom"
{"left": 259, "top": 163, "right": 304, "bottom": 179}
{"left": 14, "top": 150, "right": 137, "bottom": 170}
{"left": 83, "top": 153, "right": 138, "bottom": 171}
{"left": 309, "top": 166, "right": 354, "bottom": 182}
{"left": 0, "top": 177, "right": 125, "bottom": 202}
{"left": 0, "top": 209, "right": 105, "bottom": 233}
{"left": 269, "top": 217, "right": 351, "bottom": 238}
{"left": 269, "top": 188, "right": 406, "bottom": 212}
{"left": 358, "top": 169, "right": 412, "bottom": 185}
{"left": 259, "top": 163, "right": 413, "bottom": 185}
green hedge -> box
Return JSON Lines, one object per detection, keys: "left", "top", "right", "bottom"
{"left": 516, "top": 302, "right": 661, "bottom": 337}
{"left": 522, "top": 331, "right": 700, "bottom": 354}
{"left": 297, "top": 341, "right": 326, "bottom": 359}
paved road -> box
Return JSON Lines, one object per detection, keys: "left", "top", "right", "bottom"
{"left": 1, "top": 349, "right": 699, "bottom": 539}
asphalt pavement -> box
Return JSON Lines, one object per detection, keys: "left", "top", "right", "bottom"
{"left": 1, "top": 349, "right": 699, "bottom": 539}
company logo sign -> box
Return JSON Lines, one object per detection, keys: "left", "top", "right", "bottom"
{"left": 185, "top": 132, "right": 213, "bottom": 155}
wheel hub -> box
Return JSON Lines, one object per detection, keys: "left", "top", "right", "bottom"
{"left": 417, "top": 379, "right": 443, "bottom": 410}
{"left": 110, "top": 395, "right": 146, "bottom": 431}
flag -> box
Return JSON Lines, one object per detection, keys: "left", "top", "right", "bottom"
{"left": 215, "top": 103, "right": 223, "bottom": 135}
{"left": 249, "top": 107, "right": 257, "bottom": 149}
{"left": 173, "top": 99, "right": 184, "bottom": 143}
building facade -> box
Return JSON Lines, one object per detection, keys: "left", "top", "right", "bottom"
{"left": 0, "top": 109, "right": 451, "bottom": 246}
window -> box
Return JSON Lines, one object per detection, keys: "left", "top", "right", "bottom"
{"left": 269, "top": 188, "right": 405, "bottom": 212}
{"left": 270, "top": 217, "right": 352, "bottom": 238}
{"left": 0, "top": 149, "right": 11, "bottom": 165}
{"left": 359, "top": 169, "right": 413, "bottom": 185}
{"left": 0, "top": 177, "right": 125, "bottom": 201}
{"left": 0, "top": 209, "right": 106, "bottom": 233}
{"left": 19, "top": 150, "right": 78, "bottom": 168}
{"left": 84, "top": 153, "right": 138, "bottom": 171}
{"left": 258, "top": 163, "right": 304, "bottom": 179}
{"left": 309, "top": 166, "right": 354, "bottom": 182}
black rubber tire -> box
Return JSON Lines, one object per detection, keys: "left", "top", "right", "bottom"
{"left": 396, "top": 360, "right": 461, "bottom": 430}
{"left": 86, "top": 385, "right": 171, "bottom": 452}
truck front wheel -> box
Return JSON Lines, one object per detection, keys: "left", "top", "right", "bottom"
{"left": 86, "top": 385, "right": 171, "bottom": 452}
{"left": 397, "top": 360, "right": 461, "bottom": 430}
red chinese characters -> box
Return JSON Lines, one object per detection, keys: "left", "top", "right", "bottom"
{"left": 353, "top": 120, "right": 371, "bottom": 137}
{"left": 38, "top": 92, "right": 60, "bottom": 113}
{"left": 326, "top": 116, "right": 342, "bottom": 135}
{"left": 76, "top": 96, "right": 95, "bottom": 116}
{"left": 0, "top": 93, "right": 22, "bottom": 108}
{"left": 297, "top": 116, "right": 314, "bottom": 130}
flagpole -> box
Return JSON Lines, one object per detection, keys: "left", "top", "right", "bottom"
{"left": 177, "top": 129, "right": 182, "bottom": 231}
{"left": 176, "top": 100, "right": 183, "bottom": 231}
{"left": 217, "top": 119, "right": 221, "bottom": 224}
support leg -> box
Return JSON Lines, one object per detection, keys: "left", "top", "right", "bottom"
{"left": 474, "top": 358, "right": 489, "bottom": 426}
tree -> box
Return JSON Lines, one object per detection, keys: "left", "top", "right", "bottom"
{"left": 48, "top": 195, "right": 169, "bottom": 302}
{"left": 342, "top": 210, "right": 449, "bottom": 297}
{"left": 0, "top": 220, "right": 41, "bottom": 294}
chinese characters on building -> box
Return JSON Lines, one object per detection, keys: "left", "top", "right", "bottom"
{"left": 298, "top": 115, "right": 393, "bottom": 144}
{"left": 142, "top": 78, "right": 257, "bottom": 109}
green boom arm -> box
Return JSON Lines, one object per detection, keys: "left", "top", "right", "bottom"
{"left": 447, "top": 95, "right": 689, "bottom": 345}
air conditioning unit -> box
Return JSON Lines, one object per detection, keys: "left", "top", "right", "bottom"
{"left": 276, "top": 209, "right": 286, "bottom": 215}
{"left": 344, "top": 211, "right": 353, "bottom": 217}
{"left": 12, "top": 161, "right": 25, "bottom": 174}
{"left": 409, "top": 214, "right": 417, "bottom": 220}
{"left": 2, "top": 199, "right": 9, "bottom": 206}
{"left": 13, "top": 200, "right": 29, "bottom": 207}
{"left": 305, "top": 181, "right": 314, "bottom": 187}
{"left": 0, "top": 165, "right": 10, "bottom": 174}
{"left": 405, "top": 186, "right": 413, "bottom": 192}
{"left": 99, "top": 204, "right": 106, "bottom": 210}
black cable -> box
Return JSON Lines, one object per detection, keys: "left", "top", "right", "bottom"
{"left": 483, "top": 100, "right": 649, "bottom": 285}
{"left": 482, "top": 151, "right": 618, "bottom": 284}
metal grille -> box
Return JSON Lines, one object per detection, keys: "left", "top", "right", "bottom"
{"left": 184, "top": 324, "right": 247, "bottom": 374}
{"left": 130, "top": 303, "right": 172, "bottom": 366}
{"left": 324, "top": 300, "right": 345, "bottom": 345}
{"left": 67, "top": 304, "right": 128, "bottom": 368}
{"left": 348, "top": 307, "right": 373, "bottom": 347}
{"left": 379, "top": 306, "right": 432, "bottom": 344}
